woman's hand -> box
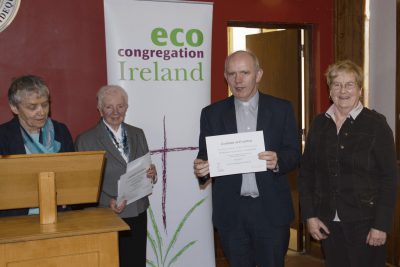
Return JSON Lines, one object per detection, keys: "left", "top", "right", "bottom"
{"left": 366, "top": 228, "right": 387, "bottom": 246}
{"left": 307, "top": 217, "right": 330, "bottom": 240}
{"left": 146, "top": 163, "right": 157, "bottom": 183}
{"left": 109, "top": 198, "right": 127, "bottom": 214}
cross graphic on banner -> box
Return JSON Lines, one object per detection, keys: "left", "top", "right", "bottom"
{"left": 150, "top": 116, "right": 198, "bottom": 231}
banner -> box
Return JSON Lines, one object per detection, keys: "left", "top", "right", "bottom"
{"left": 104, "top": 1, "right": 214, "bottom": 266}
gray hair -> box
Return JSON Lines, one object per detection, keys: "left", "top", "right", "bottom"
{"left": 224, "top": 50, "right": 261, "bottom": 74}
{"left": 8, "top": 75, "right": 50, "bottom": 106}
{"left": 325, "top": 59, "right": 364, "bottom": 88}
{"left": 97, "top": 85, "right": 129, "bottom": 109}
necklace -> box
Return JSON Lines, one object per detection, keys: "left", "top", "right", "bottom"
{"left": 104, "top": 124, "right": 129, "bottom": 159}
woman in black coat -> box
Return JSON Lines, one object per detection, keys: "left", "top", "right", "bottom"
{"left": 298, "top": 60, "right": 397, "bottom": 267}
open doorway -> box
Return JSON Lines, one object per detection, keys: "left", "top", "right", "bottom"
{"left": 227, "top": 23, "right": 315, "bottom": 253}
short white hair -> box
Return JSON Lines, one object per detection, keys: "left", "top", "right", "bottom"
{"left": 96, "top": 85, "right": 128, "bottom": 109}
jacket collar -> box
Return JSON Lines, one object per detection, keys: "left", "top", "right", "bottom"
{"left": 222, "top": 96, "right": 238, "bottom": 134}
{"left": 97, "top": 120, "right": 127, "bottom": 166}
{"left": 256, "top": 92, "right": 272, "bottom": 131}
{"left": 325, "top": 101, "right": 364, "bottom": 121}
{"left": 222, "top": 92, "right": 272, "bottom": 133}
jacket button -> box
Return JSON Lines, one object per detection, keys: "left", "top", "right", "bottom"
{"left": 344, "top": 132, "right": 348, "bottom": 136}
{"left": 340, "top": 145, "right": 344, "bottom": 149}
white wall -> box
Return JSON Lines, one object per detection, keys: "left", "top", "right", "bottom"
{"left": 368, "top": 0, "right": 396, "bottom": 131}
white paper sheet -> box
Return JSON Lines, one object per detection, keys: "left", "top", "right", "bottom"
{"left": 205, "top": 131, "right": 266, "bottom": 177}
{"left": 117, "top": 152, "right": 153, "bottom": 205}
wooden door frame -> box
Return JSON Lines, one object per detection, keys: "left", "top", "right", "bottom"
{"left": 396, "top": 0, "right": 400, "bottom": 161}
{"left": 227, "top": 21, "right": 316, "bottom": 142}
{"left": 394, "top": 1, "right": 400, "bottom": 266}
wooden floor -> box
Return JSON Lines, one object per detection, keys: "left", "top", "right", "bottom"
{"left": 285, "top": 251, "right": 325, "bottom": 267}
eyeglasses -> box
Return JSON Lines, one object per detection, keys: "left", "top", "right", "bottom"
{"left": 330, "top": 82, "right": 358, "bottom": 91}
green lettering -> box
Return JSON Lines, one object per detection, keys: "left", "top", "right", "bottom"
{"left": 170, "top": 28, "right": 184, "bottom": 47}
{"left": 118, "top": 60, "right": 204, "bottom": 81}
{"left": 186, "top": 29, "right": 203, "bottom": 47}
{"left": 151, "top": 27, "right": 168, "bottom": 46}
{"left": 154, "top": 61, "right": 159, "bottom": 81}
{"left": 119, "top": 61, "right": 126, "bottom": 80}
{"left": 129, "top": 67, "right": 140, "bottom": 80}
{"left": 140, "top": 68, "right": 152, "bottom": 81}
{"left": 190, "top": 62, "right": 203, "bottom": 81}
{"left": 175, "top": 68, "right": 188, "bottom": 81}
{"left": 161, "top": 68, "right": 172, "bottom": 81}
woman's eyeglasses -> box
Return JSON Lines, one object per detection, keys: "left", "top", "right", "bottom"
{"left": 330, "top": 82, "right": 358, "bottom": 91}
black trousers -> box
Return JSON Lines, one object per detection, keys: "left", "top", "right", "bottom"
{"left": 119, "top": 210, "right": 148, "bottom": 267}
{"left": 321, "top": 220, "right": 387, "bottom": 267}
{"left": 217, "top": 196, "right": 290, "bottom": 267}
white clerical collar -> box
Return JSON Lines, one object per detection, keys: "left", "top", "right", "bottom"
{"left": 234, "top": 91, "right": 259, "bottom": 109}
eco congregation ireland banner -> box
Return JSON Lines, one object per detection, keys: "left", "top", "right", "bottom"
{"left": 103, "top": 0, "right": 214, "bottom": 266}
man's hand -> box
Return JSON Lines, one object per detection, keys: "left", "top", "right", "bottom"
{"left": 307, "top": 217, "right": 330, "bottom": 240}
{"left": 258, "top": 151, "right": 278, "bottom": 170}
{"left": 193, "top": 158, "right": 209, "bottom": 177}
{"left": 366, "top": 228, "right": 387, "bottom": 246}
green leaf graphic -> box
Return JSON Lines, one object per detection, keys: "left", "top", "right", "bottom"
{"left": 148, "top": 205, "right": 164, "bottom": 263}
{"left": 146, "top": 197, "right": 206, "bottom": 266}
{"left": 146, "top": 259, "right": 157, "bottom": 267}
{"left": 167, "top": 241, "right": 197, "bottom": 267}
{"left": 147, "top": 231, "right": 160, "bottom": 266}
{"left": 163, "top": 198, "right": 205, "bottom": 265}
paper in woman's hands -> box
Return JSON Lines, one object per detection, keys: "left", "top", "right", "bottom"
{"left": 117, "top": 152, "right": 153, "bottom": 205}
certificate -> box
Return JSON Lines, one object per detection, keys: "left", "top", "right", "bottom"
{"left": 117, "top": 152, "right": 153, "bottom": 206}
{"left": 205, "top": 131, "right": 266, "bottom": 177}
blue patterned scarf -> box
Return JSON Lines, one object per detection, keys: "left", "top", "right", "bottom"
{"left": 21, "top": 118, "right": 61, "bottom": 154}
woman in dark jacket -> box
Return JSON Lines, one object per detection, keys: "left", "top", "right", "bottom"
{"left": 0, "top": 75, "right": 74, "bottom": 217}
{"left": 298, "top": 60, "right": 397, "bottom": 267}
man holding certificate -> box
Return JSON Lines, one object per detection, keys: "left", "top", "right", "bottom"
{"left": 76, "top": 85, "right": 157, "bottom": 267}
{"left": 194, "top": 50, "right": 300, "bottom": 267}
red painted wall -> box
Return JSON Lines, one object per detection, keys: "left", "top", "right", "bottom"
{"left": 0, "top": 0, "right": 333, "bottom": 139}
{"left": 0, "top": 1, "right": 107, "bottom": 138}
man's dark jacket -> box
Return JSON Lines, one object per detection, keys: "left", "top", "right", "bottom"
{"left": 197, "top": 92, "right": 300, "bottom": 229}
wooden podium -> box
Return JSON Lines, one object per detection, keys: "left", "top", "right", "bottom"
{"left": 0, "top": 152, "right": 129, "bottom": 267}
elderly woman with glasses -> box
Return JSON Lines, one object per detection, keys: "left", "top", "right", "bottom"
{"left": 0, "top": 75, "right": 74, "bottom": 217}
{"left": 298, "top": 60, "right": 397, "bottom": 267}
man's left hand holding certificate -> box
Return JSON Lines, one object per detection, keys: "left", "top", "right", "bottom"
{"left": 117, "top": 152, "right": 155, "bottom": 206}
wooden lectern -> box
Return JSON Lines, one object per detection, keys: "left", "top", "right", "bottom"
{"left": 0, "top": 151, "right": 129, "bottom": 267}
